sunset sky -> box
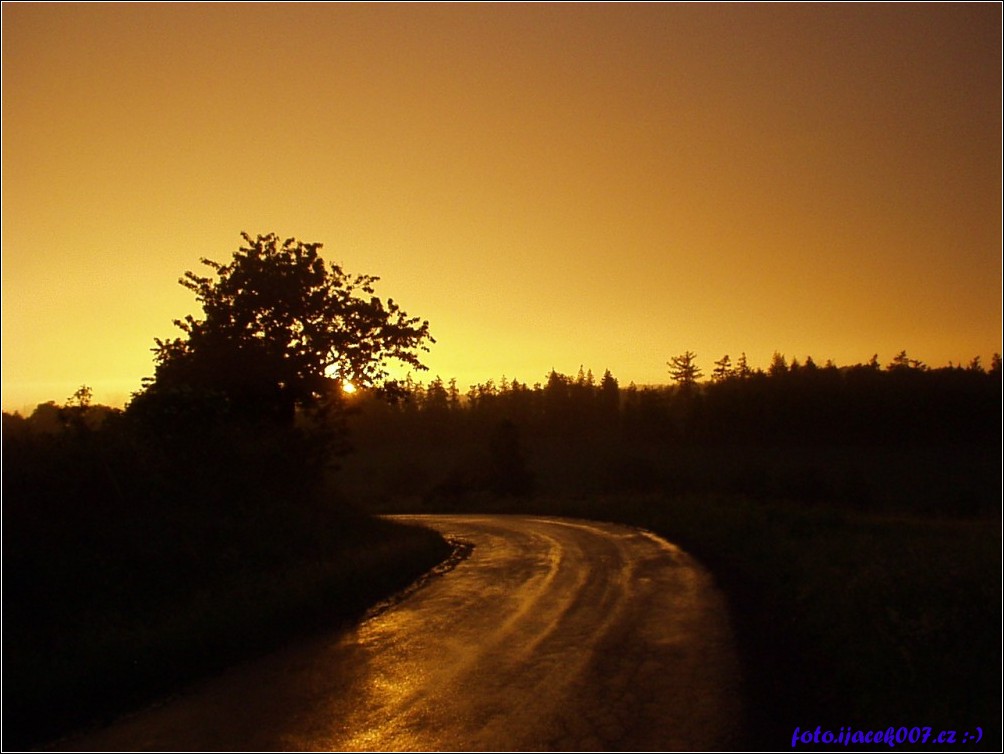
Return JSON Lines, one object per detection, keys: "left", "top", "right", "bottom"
{"left": 3, "top": 3, "right": 1001, "bottom": 412}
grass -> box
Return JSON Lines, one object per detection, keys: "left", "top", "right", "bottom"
{"left": 2, "top": 418, "right": 457, "bottom": 750}
{"left": 3, "top": 513, "right": 452, "bottom": 751}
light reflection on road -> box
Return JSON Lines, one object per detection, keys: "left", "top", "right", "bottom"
{"left": 55, "top": 514, "right": 743, "bottom": 751}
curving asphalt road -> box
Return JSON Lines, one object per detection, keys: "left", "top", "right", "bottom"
{"left": 55, "top": 514, "right": 744, "bottom": 751}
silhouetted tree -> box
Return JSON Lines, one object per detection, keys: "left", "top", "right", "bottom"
{"left": 135, "top": 233, "right": 433, "bottom": 425}
{"left": 447, "top": 378, "right": 462, "bottom": 410}
{"left": 990, "top": 353, "right": 1002, "bottom": 377}
{"left": 543, "top": 369, "right": 573, "bottom": 429}
{"left": 736, "top": 352, "right": 753, "bottom": 378}
{"left": 768, "top": 351, "right": 788, "bottom": 377}
{"left": 667, "top": 351, "right": 703, "bottom": 387}
{"left": 67, "top": 385, "right": 93, "bottom": 408}
{"left": 599, "top": 369, "right": 619, "bottom": 414}
{"left": 402, "top": 373, "right": 426, "bottom": 413}
{"left": 712, "top": 354, "right": 734, "bottom": 382}
{"left": 424, "top": 376, "right": 449, "bottom": 414}
{"left": 888, "top": 350, "right": 926, "bottom": 372}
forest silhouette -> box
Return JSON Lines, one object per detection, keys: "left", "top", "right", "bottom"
{"left": 337, "top": 353, "right": 999, "bottom": 516}
{"left": 3, "top": 233, "right": 1000, "bottom": 749}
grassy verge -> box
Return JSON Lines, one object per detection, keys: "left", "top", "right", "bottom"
{"left": 3, "top": 515, "right": 451, "bottom": 750}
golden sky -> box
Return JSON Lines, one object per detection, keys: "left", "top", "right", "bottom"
{"left": 3, "top": 3, "right": 1001, "bottom": 411}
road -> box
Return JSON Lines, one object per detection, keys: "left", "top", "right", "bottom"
{"left": 55, "top": 514, "right": 743, "bottom": 751}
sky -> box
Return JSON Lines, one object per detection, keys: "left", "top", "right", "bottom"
{"left": 3, "top": 3, "right": 1001, "bottom": 412}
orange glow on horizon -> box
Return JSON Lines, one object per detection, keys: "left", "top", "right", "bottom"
{"left": 2, "top": 4, "right": 1000, "bottom": 413}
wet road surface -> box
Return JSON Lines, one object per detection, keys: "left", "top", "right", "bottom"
{"left": 55, "top": 514, "right": 743, "bottom": 751}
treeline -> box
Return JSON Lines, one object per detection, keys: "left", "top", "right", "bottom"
{"left": 349, "top": 351, "right": 1001, "bottom": 448}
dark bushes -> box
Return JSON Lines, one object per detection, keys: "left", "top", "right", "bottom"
{"left": 2, "top": 408, "right": 450, "bottom": 749}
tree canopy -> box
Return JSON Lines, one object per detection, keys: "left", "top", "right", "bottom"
{"left": 138, "top": 233, "right": 433, "bottom": 423}
{"left": 667, "top": 350, "right": 703, "bottom": 387}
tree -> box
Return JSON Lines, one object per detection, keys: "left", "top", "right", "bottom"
{"left": 137, "top": 233, "right": 434, "bottom": 424}
{"left": 447, "top": 378, "right": 461, "bottom": 410}
{"left": 67, "top": 385, "right": 93, "bottom": 408}
{"left": 711, "top": 354, "right": 734, "bottom": 382}
{"left": 424, "top": 376, "right": 449, "bottom": 413}
{"left": 768, "top": 351, "right": 788, "bottom": 377}
{"left": 888, "top": 350, "right": 926, "bottom": 372}
{"left": 735, "top": 352, "right": 753, "bottom": 378}
{"left": 667, "top": 351, "right": 703, "bottom": 387}
{"left": 990, "top": 353, "right": 1002, "bottom": 377}
{"left": 600, "top": 368, "right": 619, "bottom": 404}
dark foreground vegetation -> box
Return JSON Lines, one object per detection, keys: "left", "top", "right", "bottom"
{"left": 2, "top": 408, "right": 451, "bottom": 749}
{"left": 337, "top": 357, "right": 1001, "bottom": 750}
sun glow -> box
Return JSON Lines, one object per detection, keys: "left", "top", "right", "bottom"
{"left": 324, "top": 363, "right": 356, "bottom": 393}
